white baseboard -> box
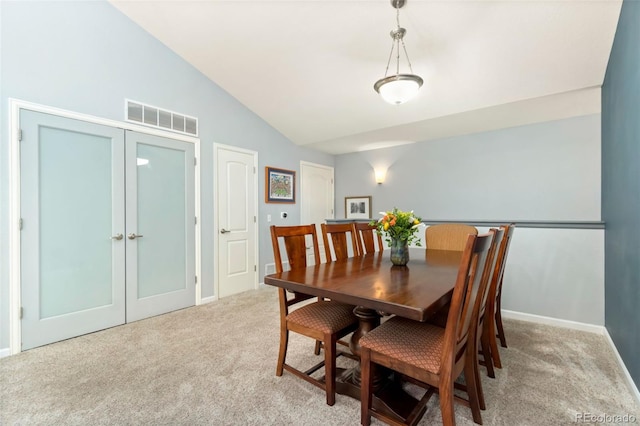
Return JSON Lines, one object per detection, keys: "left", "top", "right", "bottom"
{"left": 501, "top": 309, "right": 605, "bottom": 334}
{"left": 264, "top": 261, "right": 289, "bottom": 276}
{"left": 199, "top": 295, "right": 217, "bottom": 305}
{"left": 0, "top": 347, "right": 11, "bottom": 358}
{"left": 603, "top": 328, "right": 640, "bottom": 405}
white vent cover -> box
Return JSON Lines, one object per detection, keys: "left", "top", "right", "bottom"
{"left": 126, "top": 100, "right": 198, "bottom": 137}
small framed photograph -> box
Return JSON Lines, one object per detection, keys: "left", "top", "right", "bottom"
{"left": 265, "top": 166, "right": 296, "bottom": 203}
{"left": 345, "top": 196, "right": 372, "bottom": 219}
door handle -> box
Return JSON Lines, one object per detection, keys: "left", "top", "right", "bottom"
{"left": 220, "top": 228, "right": 230, "bottom": 234}
{"left": 111, "top": 233, "right": 123, "bottom": 240}
{"left": 127, "top": 233, "right": 143, "bottom": 240}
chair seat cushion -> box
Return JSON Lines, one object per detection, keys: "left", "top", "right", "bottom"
{"left": 359, "top": 316, "right": 444, "bottom": 374}
{"left": 287, "top": 301, "right": 356, "bottom": 334}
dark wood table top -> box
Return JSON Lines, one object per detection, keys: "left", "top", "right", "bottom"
{"left": 264, "top": 248, "right": 463, "bottom": 322}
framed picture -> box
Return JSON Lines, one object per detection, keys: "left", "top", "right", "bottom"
{"left": 345, "top": 196, "right": 372, "bottom": 219}
{"left": 265, "top": 166, "right": 296, "bottom": 203}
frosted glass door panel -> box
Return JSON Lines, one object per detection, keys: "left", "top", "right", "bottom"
{"left": 20, "top": 110, "right": 126, "bottom": 351}
{"left": 39, "top": 127, "right": 113, "bottom": 317}
{"left": 125, "top": 131, "right": 195, "bottom": 322}
{"left": 137, "top": 143, "right": 186, "bottom": 298}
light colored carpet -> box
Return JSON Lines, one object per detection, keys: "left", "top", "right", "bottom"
{"left": 1, "top": 286, "right": 638, "bottom": 425}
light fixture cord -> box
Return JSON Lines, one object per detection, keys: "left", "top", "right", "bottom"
{"left": 383, "top": 4, "right": 415, "bottom": 77}
{"left": 395, "top": 7, "right": 401, "bottom": 75}
{"left": 383, "top": 34, "right": 395, "bottom": 78}
{"left": 400, "top": 38, "right": 415, "bottom": 75}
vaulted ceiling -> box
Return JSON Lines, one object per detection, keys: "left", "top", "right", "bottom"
{"left": 110, "top": 0, "right": 622, "bottom": 154}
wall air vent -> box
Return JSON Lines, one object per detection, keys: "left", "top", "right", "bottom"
{"left": 126, "top": 100, "right": 198, "bottom": 137}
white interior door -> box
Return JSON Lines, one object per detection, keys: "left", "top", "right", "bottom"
{"left": 125, "top": 131, "right": 196, "bottom": 322}
{"left": 215, "top": 145, "right": 257, "bottom": 298}
{"left": 20, "top": 110, "right": 126, "bottom": 350}
{"left": 300, "top": 162, "right": 334, "bottom": 264}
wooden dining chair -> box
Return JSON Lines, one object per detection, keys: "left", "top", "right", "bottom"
{"left": 425, "top": 223, "right": 478, "bottom": 251}
{"left": 485, "top": 223, "right": 516, "bottom": 369}
{"left": 423, "top": 227, "right": 502, "bottom": 413}
{"left": 359, "top": 232, "right": 496, "bottom": 426}
{"left": 354, "top": 222, "right": 384, "bottom": 254}
{"left": 321, "top": 222, "right": 360, "bottom": 261}
{"left": 270, "top": 224, "right": 358, "bottom": 406}
{"left": 425, "top": 227, "right": 504, "bottom": 386}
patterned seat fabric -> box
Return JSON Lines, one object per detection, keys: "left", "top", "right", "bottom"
{"left": 287, "top": 301, "right": 356, "bottom": 334}
{"left": 359, "top": 316, "right": 444, "bottom": 374}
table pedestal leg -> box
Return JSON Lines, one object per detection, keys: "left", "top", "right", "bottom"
{"left": 336, "top": 306, "right": 385, "bottom": 396}
{"left": 348, "top": 306, "right": 386, "bottom": 390}
{"left": 334, "top": 306, "right": 420, "bottom": 422}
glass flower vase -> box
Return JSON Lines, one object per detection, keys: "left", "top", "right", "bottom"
{"left": 389, "top": 238, "right": 410, "bottom": 266}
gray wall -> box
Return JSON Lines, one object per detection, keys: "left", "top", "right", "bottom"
{"left": 335, "top": 114, "right": 601, "bottom": 222}
{"left": 333, "top": 115, "right": 605, "bottom": 326}
{"left": 602, "top": 0, "right": 640, "bottom": 389}
{"left": 0, "top": 1, "right": 332, "bottom": 349}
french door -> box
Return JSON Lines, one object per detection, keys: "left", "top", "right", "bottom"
{"left": 20, "top": 110, "right": 195, "bottom": 350}
{"left": 125, "top": 131, "right": 195, "bottom": 321}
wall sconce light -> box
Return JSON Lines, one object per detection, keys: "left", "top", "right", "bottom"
{"left": 375, "top": 169, "right": 387, "bottom": 184}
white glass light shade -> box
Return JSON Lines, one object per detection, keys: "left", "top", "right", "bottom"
{"left": 375, "top": 74, "right": 423, "bottom": 105}
{"left": 374, "top": 169, "right": 386, "bottom": 184}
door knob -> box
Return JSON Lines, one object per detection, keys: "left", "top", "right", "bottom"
{"left": 111, "top": 233, "right": 123, "bottom": 240}
{"left": 220, "top": 228, "right": 230, "bottom": 234}
{"left": 127, "top": 233, "right": 144, "bottom": 240}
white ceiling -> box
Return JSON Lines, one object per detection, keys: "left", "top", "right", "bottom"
{"left": 110, "top": 0, "right": 622, "bottom": 155}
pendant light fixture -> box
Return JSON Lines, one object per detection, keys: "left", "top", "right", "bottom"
{"left": 374, "top": 0, "right": 423, "bottom": 105}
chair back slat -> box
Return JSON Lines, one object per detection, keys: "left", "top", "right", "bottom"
{"left": 478, "top": 228, "right": 505, "bottom": 321}
{"left": 270, "top": 224, "right": 320, "bottom": 273}
{"left": 354, "top": 222, "right": 383, "bottom": 254}
{"left": 321, "top": 222, "right": 360, "bottom": 261}
{"left": 493, "top": 224, "right": 515, "bottom": 304}
{"left": 426, "top": 223, "right": 478, "bottom": 251}
{"left": 270, "top": 224, "right": 320, "bottom": 312}
{"left": 283, "top": 234, "right": 309, "bottom": 270}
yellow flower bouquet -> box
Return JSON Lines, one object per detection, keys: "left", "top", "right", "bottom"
{"left": 370, "top": 208, "right": 422, "bottom": 265}
{"left": 370, "top": 208, "right": 422, "bottom": 247}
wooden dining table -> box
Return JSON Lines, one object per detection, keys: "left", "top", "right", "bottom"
{"left": 264, "top": 247, "right": 463, "bottom": 420}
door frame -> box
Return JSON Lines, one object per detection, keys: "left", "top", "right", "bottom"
{"left": 299, "top": 161, "right": 335, "bottom": 220}
{"left": 300, "top": 161, "right": 335, "bottom": 263}
{"left": 212, "top": 143, "right": 259, "bottom": 300}
{"left": 8, "top": 98, "right": 202, "bottom": 355}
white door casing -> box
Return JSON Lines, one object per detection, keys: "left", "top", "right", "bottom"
{"left": 300, "top": 161, "right": 334, "bottom": 264}
{"left": 214, "top": 144, "right": 258, "bottom": 298}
